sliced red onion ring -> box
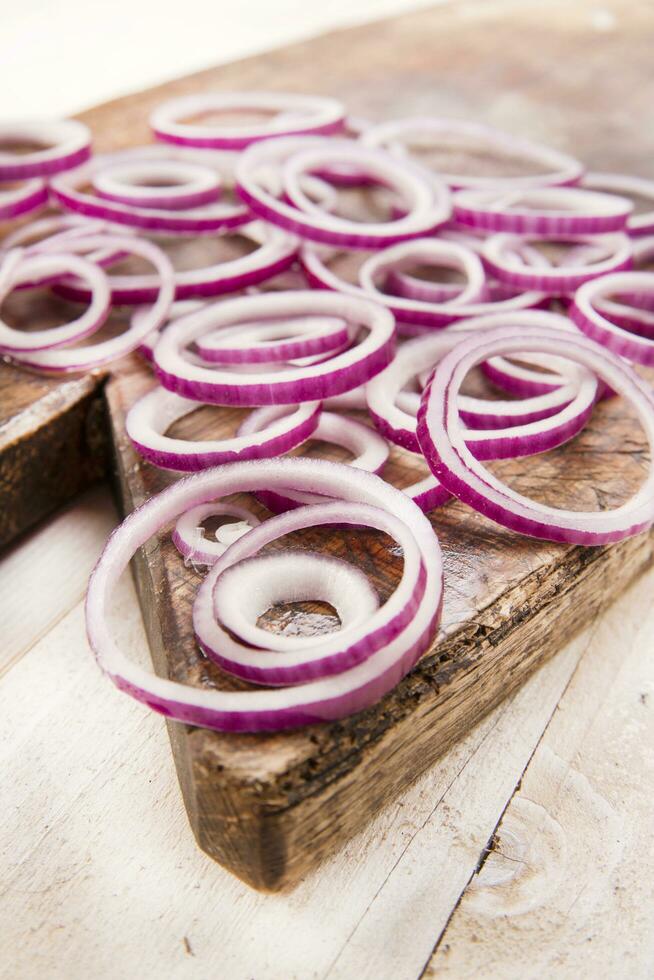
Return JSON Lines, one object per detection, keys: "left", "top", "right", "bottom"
{"left": 136, "top": 299, "right": 208, "bottom": 361}
{"left": 236, "top": 137, "right": 451, "bottom": 248}
{"left": 213, "top": 550, "right": 380, "bottom": 651}
{"left": 238, "top": 407, "right": 389, "bottom": 510}
{"left": 481, "top": 352, "right": 581, "bottom": 398}
{"left": 323, "top": 386, "right": 371, "bottom": 412}
{"left": 151, "top": 92, "right": 346, "bottom": 149}
{"left": 384, "top": 228, "right": 531, "bottom": 306}
{"left": 126, "top": 387, "right": 321, "bottom": 471}
{"left": 54, "top": 222, "right": 298, "bottom": 304}
{"left": 0, "top": 248, "right": 111, "bottom": 353}
{"left": 362, "top": 117, "right": 584, "bottom": 189}
{"left": 93, "top": 158, "right": 222, "bottom": 210}
{"left": 153, "top": 290, "right": 395, "bottom": 405}
{"left": 282, "top": 173, "right": 339, "bottom": 213}
{"left": 403, "top": 473, "right": 451, "bottom": 512}
{"left": 453, "top": 185, "right": 632, "bottom": 235}
{"left": 367, "top": 312, "right": 597, "bottom": 458}
{"left": 195, "top": 315, "right": 350, "bottom": 364}
{"left": 239, "top": 404, "right": 451, "bottom": 512}
{"left": 51, "top": 157, "right": 249, "bottom": 236}
{"left": 571, "top": 272, "right": 654, "bottom": 365}
{"left": 10, "top": 234, "right": 173, "bottom": 373}
{"left": 2, "top": 214, "right": 111, "bottom": 253}
{"left": 85, "top": 458, "right": 443, "bottom": 731}
{"left": 301, "top": 239, "right": 545, "bottom": 329}
{"left": 583, "top": 172, "right": 654, "bottom": 236}
{"left": 386, "top": 270, "right": 517, "bottom": 304}
{"left": 417, "top": 325, "right": 654, "bottom": 544}
{"left": 0, "top": 119, "right": 91, "bottom": 180}
{"left": 356, "top": 237, "right": 485, "bottom": 327}
{"left": 312, "top": 116, "right": 375, "bottom": 187}
{"left": 1, "top": 216, "right": 125, "bottom": 293}
{"left": 193, "top": 499, "right": 424, "bottom": 685}
{"left": 482, "top": 232, "right": 633, "bottom": 293}
{"left": 172, "top": 502, "right": 261, "bottom": 565}
{"left": 0, "top": 178, "right": 48, "bottom": 220}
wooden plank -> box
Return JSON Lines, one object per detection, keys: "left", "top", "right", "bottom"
{"left": 425, "top": 565, "right": 654, "bottom": 979}
{"left": 2, "top": 0, "right": 653, "bottom": 890}
{"left": 91, "top": 0, "right": 654, "bottom": 889}
{"left": 0, "top": 485, "right": 116, "bottom": 678}
{"left": 0, "top": 362, "right": 108, "bottom": 548}
{"left": 0, "top": 570, "right": 603, "bottom": 980}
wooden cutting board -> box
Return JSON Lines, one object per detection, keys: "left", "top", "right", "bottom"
{"left": 2, "top": 0, "right": 653, "bottom": 891}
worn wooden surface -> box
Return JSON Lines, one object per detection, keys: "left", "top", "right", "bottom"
{"left": 92, "top": 0, "right": 654, "bottom": 889}
{"left": 2, "top": 0, "right": 653, "bottom": 892}
{"left": 2, "top": 488, "right": 653, "bottom": 979}
{"left": 0, "top": 359, "right": 108, "bottom": 547}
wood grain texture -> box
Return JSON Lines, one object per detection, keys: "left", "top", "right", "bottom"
{"left": 2, "top": 0, "right": 653, "bottom": 891}
{"left": 90, "top": 0, "right": 654, "bottom": 889}
{"left": 2, "top": 507, "right": 651, "bottom": 980}
{"left": 425, "top": 566, "right": 654, "bottom": 980}
{"left": 0, "top": 364, "right": 108, "bottom": 548}
{"left": 0, "top": 484, "right": 115, "bottom": 678}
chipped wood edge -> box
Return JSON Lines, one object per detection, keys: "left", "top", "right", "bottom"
{"left": 0, "top": 374, "right": 109, "bottom": 549}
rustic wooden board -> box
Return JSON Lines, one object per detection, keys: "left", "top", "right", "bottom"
{"left": 0, "top": 357, "right": 108, "bottom": 548}
{"left": 2, "top": 0, "right": 654, "bottom": 891}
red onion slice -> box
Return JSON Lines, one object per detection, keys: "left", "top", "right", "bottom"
{"left": 481, "top": 352, "right": 581, "bottom": 398}
{"left": 453, "top": 186, "right": 632, "bottom": 235}
{"left": 193, "top": 499, "right": 424, "bottom": 685}
{"left": 386, "top": 271, "right": 517, "bottom": 304}
{"left": 0, "top": 119, "right": 91, "bottom": 180}
{"left": 236, "top": 137, "right": 451, "bottom": 248}
{"left": 172, "top": 502, "right": 261, "bottom": 565}
{"left": 238, "top": 407, "right": 389, "bottom": 510}
{"left": 362, "top": 117, "right": 584, "bottom": 189}
{"left": 0, "top": 248, "right": 110, "bottom": 353}
{"left": 126, "top": 388, "right": 321, "bottom": 471}
{"left": 10, "top": 233, "right": 173, "bottom": 373}
{"left": 2, "top": 214, "right": 112, "bottom": 253}
{"left": 151, "top": 92, "right": 346, "bottom": 149}
{"left": 417, "top": 326, "right": 654, "bottom": 544}
{"left": 583, "top": 172, "right": 654, "bottom": 236}
{"left": 195, "top": 315, "right": 351, "bottom": 364}
{"left": 92, "top": 158, "right": 223, "bottom": 210}
{"left": 136, "top": 299, "right": 208, "bottom": 361}
{"left": 403, "top": 473, "right": 451, "bottom": 512}
{"left": 54, "top": 222, "right": 298, "bottom": 304}
{"left": 0, "top": 178, "right": 48, "bottom": 220}
{"left": 153, "top": 290, "right": 395, "bottom": 405}
{"left": 51, "top": 157, "right": 250, "bottom": 236}
{"left": 366, "top": 311, "right": 598, "bottom": 458}
{"left": 311, "top": 116, "right": 375, "bottom": 187}
{"left": 301, "top": 240, "right": 546, "bottom": 328}
{"left": 482, "top": 232, "right": 633, "bottom": 293}
{"left": 213, "top": 550, "right": 380, "bottom": 651}
{"left": 571, "top": 271, "right": 654, "bottom": 365}
{"left": 85, "top": 458, "right": 443, "bottom": 731}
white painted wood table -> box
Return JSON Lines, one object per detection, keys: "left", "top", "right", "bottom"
{"left": 1, "top": 485, "right": 653, "bottom": 980}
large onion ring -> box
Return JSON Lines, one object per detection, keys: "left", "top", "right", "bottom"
{"left": 417, "top": 326, "right": 654, "bottom": 544}
{"left": 0, "top": 119, "right": 91, "bottom": 180}
{"left": 236, "top": 137, "right": 451, "bottom": 248}
{"left": 153, "top": 290, "right": 395, "bottom": 405}
{"left": 85, "top": 458, "right": 443, "bottom": 732}
{"left": 151, "top": 92, "right": 346, "bottom": 149}
{"left": 126, "top": 388, "right": 321, "bottom": 471}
